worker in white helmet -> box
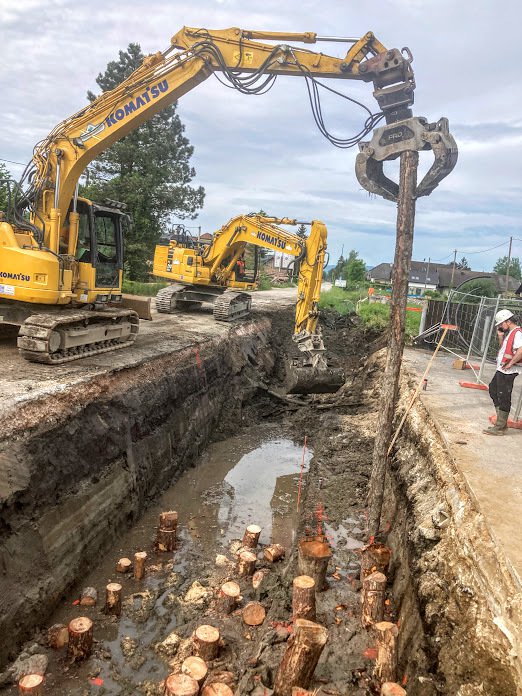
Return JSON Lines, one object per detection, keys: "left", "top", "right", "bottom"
{"left": 483, "top": 309, "right": 522, "bottom": 435}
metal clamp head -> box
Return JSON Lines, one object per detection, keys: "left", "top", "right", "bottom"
{"left": 355, "top": 116, "right": 458, "bottom": 201}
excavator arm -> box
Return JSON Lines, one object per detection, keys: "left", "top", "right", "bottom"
{"left": 18, "top": 25, "right": 455, "bottom": 256}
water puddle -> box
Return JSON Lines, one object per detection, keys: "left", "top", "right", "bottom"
{"left": 30, "top": 424, "right": 312, "bottom": 695}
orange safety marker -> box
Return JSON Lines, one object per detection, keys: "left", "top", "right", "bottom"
{"left": 441, "top": 323, "right": 458, "bottom": 330}
{"left": 406, "top": 306, "right": 423, "bottom": 312}
{"left": 488, "top": 414, "right": 522, "bottom": 430}
{"left": 459, "top": 381, "right": 488, "bottom": 390}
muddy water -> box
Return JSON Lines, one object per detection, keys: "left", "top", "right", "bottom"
{"left": 25, "top": 425, "right": 311, "bottom": 695}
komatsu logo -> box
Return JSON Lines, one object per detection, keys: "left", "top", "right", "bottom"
{"left": 256, "top": 231, "right": 287, "bottom": 250}
{"left": 105, "top": 80, "right": 169, "bottom": 127}
{"left": 0, "top": 271, "right": 30, "bottom": 281}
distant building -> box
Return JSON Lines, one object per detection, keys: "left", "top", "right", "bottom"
{"left": 367, "top": 260, "right": 519, "bottom": 296}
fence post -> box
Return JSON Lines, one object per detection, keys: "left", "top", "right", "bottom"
{"left": 466, "top": 296, "right": 485, "bottom": 365}
{"left": 478, "top": 295, "right": 500, "bottom": 383}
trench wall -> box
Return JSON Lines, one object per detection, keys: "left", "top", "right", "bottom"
{"left": 0, "top": 318, "right": 275, "bottom": 668}
{"left": 384, "top": 371, "right": 522, "bottom": 695}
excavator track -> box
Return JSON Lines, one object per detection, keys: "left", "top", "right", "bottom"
{"left": 17, "top": 309, "right": 139, "bottom": 364}
{"left": 155, "top": 284, "right": 187, "bottom": 313}
{"left": 212, "top": 291, "right": 252, "bottom": 322}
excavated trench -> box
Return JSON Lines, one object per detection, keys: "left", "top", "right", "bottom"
{"left": 0, "top": 308, "right": 520, "bottom": 695}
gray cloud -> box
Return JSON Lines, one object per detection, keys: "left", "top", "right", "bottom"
{"left": 1, "top": 0, "right": 521, "bottom": 270}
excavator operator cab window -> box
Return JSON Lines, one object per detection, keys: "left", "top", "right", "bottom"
{"left": 76, "top": 212, "right": 91, "bottom": 263}
{"left": 92, "top": 209, "right": 123, "bottom": 288}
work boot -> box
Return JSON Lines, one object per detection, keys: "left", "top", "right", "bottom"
{"left": 483, "top": 409, "right": 509, "bottom": 435}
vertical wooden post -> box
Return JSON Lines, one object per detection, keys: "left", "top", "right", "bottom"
{"left": 361, "top": 571, "right": 386, "bottom": 627}
{"left": 116, "top": 557, "right": 132, "bottom": 573}
{"left": 273, "top": 619, "right": 328, "bottom": 696}
{"left": 292, "top": 575, "right": 316, "bottom": 621}
{"left": 381, "top": 683, "right": 407, "bottom": 695}
{"left": 264, "top": 543, "right": 285, "bottom": 563}
{"left": 242, "top": 524, "right": 262, "bottom": 549}
{"left": 216, "top": 581, "right": 241, "bottom": 615}
{"left": 104, "top": 582, "right": 122, "bottom": 616}
{"left": 374, "top": 621, "right": 399, "bottom": 685}
{"left": 134, "top": 551, "right": 147, "bottom": 580}
{"left": 156, "top": 511, "right": 178, "bottom": 552}
{"left": 360, "top": 542, "right": 391, "bottom": 582}
{"left": 163, "top": 673, "right": 199, "bottom": 696}
{"left": 297, "top": 537, "right": 332, "bottom": 591}
{"left": 181, "top": 656, "right": 208, "bottom": 685}
{"left": 193, "top": 625, "right": 220, "bottom": 661}
{"left": 67, "top": 616, "right": 93, "bottom": 662}
{"left": 237, "top": 550, "right": 256, "bottom": 577}
{"left": 368, "top": 150, "right": 419, "bottom": 538}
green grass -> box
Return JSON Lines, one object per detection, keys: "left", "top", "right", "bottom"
{"left": 319, "top": 287, "right": 422, "bottom": 340}
{"left": 122, "top": 280, "right": 168, "bottom": 296}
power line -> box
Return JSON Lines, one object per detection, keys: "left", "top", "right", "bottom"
{"left": 0, "top": 156, "right": 26, "bottom": 166}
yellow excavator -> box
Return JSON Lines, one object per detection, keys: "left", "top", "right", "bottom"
{"left": 152, "top": 213, "right": 344, "bottom": 392}
{"left": 0, "top": 26, "right": 457, "bottom": 364}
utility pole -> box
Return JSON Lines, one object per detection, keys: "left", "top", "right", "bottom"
{"left": 368, "top": 150, "right": 419, "bottom": 538}
{"left": 505, "top": 236, "right": 513, "bottom": 294}
{"left": 449, "top": 248, "right": 457, "bottom": 289}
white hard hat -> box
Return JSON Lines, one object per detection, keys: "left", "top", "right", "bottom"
{"left": 495, "top": 309, "right": 514, "bottom": 325}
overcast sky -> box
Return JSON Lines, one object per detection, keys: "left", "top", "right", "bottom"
{"left": 2, "top": 0, "right": 521, "bottom": 271}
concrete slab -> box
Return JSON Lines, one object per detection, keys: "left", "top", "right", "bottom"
{"left": 404, "top": 347, "right": 522, "bottom": 583}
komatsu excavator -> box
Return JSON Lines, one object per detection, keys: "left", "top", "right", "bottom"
{"left": 0, "top": 26, "right": 457, "bottom": 364}
{"left": 152, "top": 214, "right": 344, "bottom": 393}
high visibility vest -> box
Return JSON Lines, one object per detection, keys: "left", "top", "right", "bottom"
{"left": 501, "top": 327, "right": 522, "bottom": 365}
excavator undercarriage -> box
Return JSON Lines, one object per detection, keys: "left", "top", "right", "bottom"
{"left": 155, "top": 284, "right": 252, "bottom": 321}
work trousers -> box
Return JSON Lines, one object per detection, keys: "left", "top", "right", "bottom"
{"left": 488, "top": 370, "right": 518, "bottom": 413}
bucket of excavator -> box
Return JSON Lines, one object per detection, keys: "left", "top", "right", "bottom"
{"left": 287, "top": 361, "right": 345, "bottom": 395}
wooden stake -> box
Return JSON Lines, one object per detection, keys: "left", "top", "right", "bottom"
{"left": 237, "top": 550, "right": 256, "bottom": 577}
{"left": 263, "top": 543, "right": 285, "bottom": 563}
{"left": 181, "top": 656, "right": 208, "bottom": 685}
{"left": 163, "top": 673, "right": 199, "bottom": 696}
{"left": 273, "top": 619, "right": 328, "bottom": 696}
{"left": 291, "top": 690, "right": 314, "bottom": 696}
{"left": 134, "top": 551, "right": 147, "bottom": 580}
{"left": 292, "top": 575, "right": 316, "bottom": 622}
{"left": 18, "top": 674, "right": 44, "bottom": 694}
{"left": 116, "top": 557, "right": 132, "bottom": 573}
{"left": 374, "top": 621, "right": 399, "bottom": 685}
{"left": 368, "top": 149, "right": 419, "bottom": 538}
{"left": 242, "top": 601, "right": 266, "bottom": 626}
{"left": 47, "top": 623, "right": 68, "bottom": 650}
{"left": 242, "top": 524, "right": 262, "bottom": 549}
{"left": 160, "top": 511, "right": 178, "bottom": 530}
{"left": 193, "top": 625, "right": 220, "bottom": 661}
{"left": 361, "top": 572, "right": 386, "bottom": 628}
{"left": 216, "top": 581, "right": 241, "bottom": 615}
{"left": 360, "top": 543, "right": 391, "bottom": 582}
{"left": 297, "top": 537, "right": 332, "bottom": 591}
{"left": 79, "top": 586, "right": 97, "bottom": 607}
{"left": 104, "top": 582, "right": 122, "bottom": 616}
{"left": 67, "top": 616, "right": 93, "bottom": 662}
{"left": 201, "top": 685, "right": 234, "bottom": 696}
{"left": 381, "top": 683, "right": 407, "bottom": 695}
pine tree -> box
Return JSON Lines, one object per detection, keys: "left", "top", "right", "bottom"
{"left": 81, "top": 43, "right": 205, "bottom": 279}
{"left": 0, "top": 162, "right": 11, "bottom": 213}
{"left": 457, "top": 256, "right": 470, "bottom": 270}
{"left": 494, "top": 255, "right": 522, "bottom": 281}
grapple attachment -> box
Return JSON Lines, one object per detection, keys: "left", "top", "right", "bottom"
{"left": 287, "top": 331, "right": 345, "bottom": 395}
{"left": 355, "top": 116, "right": 458, "bottom": 202}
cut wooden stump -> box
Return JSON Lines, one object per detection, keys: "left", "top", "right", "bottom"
{"left": 134, "top": 551, "right": 147, "bottom": 580}
{"left": 242, "top": 524, "right": 262, "bottom": 549}
{"left": 360, "top": 543, "right": 391, "bottom": 582}
{"left": 104, "top": 582, "right": 122, "bottom": 616}
{"left": 181, "top": 656, "right": 208, "bottom": 685}
{"left": 361, "top": 572, "right": 386, "bottom": 628}
{"left": 374, "top": 621, "right": 399, "bottom": 685}
{"left": 381, "top": 683, "right": 407, "bottom": 695}
{"left": 273, "top": 619, "right": 328, "bottom": 696}
{"left": 201, "top": 685, "right": 234, "bottom": 696}
{"left": 237, "top": 550, "right": 256, "bottom": 577}
{"left": 205, "top": 671, "right": 235, "bottom": 689}
{"left": 160, "top": 511, "right": 179, "bottom": 530}
{"left": 264, "top": 543, "right": 285, "bottom": 563}
{"left": 18, "top": 674, "right": 44, "bottom": 694}
{"left": 67, "top": 616, "right": 93, "bottom": 662}
{"left": 79, "top": 586, "right": 97, "bottom": 607}
{"left": 116, "top": 557, "right": 132, "bottom": 573}
{"left": 47, "top": 623, "right": 68, "bottom": 650}
{"left": 242, "top": 601, "right": 266, "bottom": 626}
{"left": 193, "top": 624, "right": 220, "bottom": 661}
{"left": 297, "top": 537, "right": 332, "bottom": 591}
{"left": 292, "top": 575, "right": 316, "bottom": 622}
{"left": 216, "top": 581, "right": 241, "bottom": 615}
{"left": 252, "top": 569, "right": 270, "bottom": 591}
{"left": 291, "top": 689, "right": 314, "bottom": 696}
{"left": 163, "top": 673, "right": 199, "bottom": 696}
